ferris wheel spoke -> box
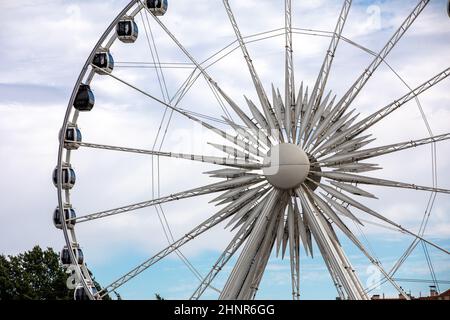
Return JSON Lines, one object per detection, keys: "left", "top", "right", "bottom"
{"left": 245, "top": 96, "right": 270, "bottom": 132}
{"left": 306, "top": 188, "right": 411, "bottom": 299}
{"left": 140, "top": 1, "right": 242, "bottom": 120}
{"left": 242, "top": 197, "right": 288, "bottom": 300}
{"left": 223, "top": 187, "right": 272, "bottom": 229}
{"left": 315, "top": 134, "right": 374, "bottom": 159}
{"left": 220, "top": 189, "right": 282, "bottom": 300}
{"left": 190, "top": 219, "right": 254, "bottom": 300}
{"left": 313, "top": 171, "right": 450, "bottom": 195}
{"left": 98, "top": 195, "right": 256, "bottom": 298}
{"left": 308, "top": 178, "right": 401, "bottom": 228}
{"left": 286, "top": 201, "right": 300, "bottom": 299}
{"left": 298, "top": 86, "right": 313, "bottom": 145}
{"left": 320, "top": 132, "right": 450, "bottom": 165}
{"left": 139, "top": 9, "right": 170, "bottom": 103}
{"left": 272, "top": 85, "right": 287, "bottom": 132}
{"left": 303, "top": 92, "right": 334, "bottom": 147}
{"left": 308, "top": 179, "right": 450, "bottom": 255}
{"left": 244, "top": 216, "right": 279, "bottom": 300}
{"left": 75, "top": 141, "right": 262, "bottom": 169}
{"left": 144, "top": 1, "right": 288, "bottom": 129}
{"left": 340, "top": 67, "right": 450, "bottom": 141}
{"left": 311, "top": 110, "right": 365, "bottom": 155}
{"left": 320, "top": 194, "right": 364, "bottom": 225}
{"left": 303, "top": 0, "right": 354, "bottom": 147}
{"left": 292, "top": 198, "right": 314, "bottom": 256}
{"left": 91, "top": 66, "right": 266, "bottom": 157}
{"left": 319, "top": 0, "right": 430, "bottom": 141}
{"left": 221, "top": 116, "right": 272, "bottom": 152}
{"left": 330, "top": 162, "right": 382, "bottom": 174}
{"left": 337, "top": 0, "right": 429, "bottom": 115}
{"left": 284, "top": 0, "right": 294, "bottom": 142}
{"left": 74, "top": 175, "right": 264, "bottom": 224}
{"left": 207, "top": 142, "right": 259, "bottom": 161}
{"left": 310, "top": 0, "right": 352, "bottom": 110}
{"left": 293, "top": 82, "right": 304, "bottom": 142}
{"left": 218, "top": 102, "right": 273, "bottom": 151}
{"left": 313, "top": 65, "right": 449, "bottom": 154}
{"left": 297, "top": 188, "right": 367, "bottom": 299}
{"left": 221, "top": 0, "right": 279, "bottom": 136}
{"left": 306, "top": 188, "right": 360, "bottom": 248}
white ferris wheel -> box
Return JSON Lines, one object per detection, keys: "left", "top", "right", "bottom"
{"left": 54, "top": 0, "right": 450, "bottom": 300}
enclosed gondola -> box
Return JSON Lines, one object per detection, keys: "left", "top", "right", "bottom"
{"left": 53, "top": 205, "right": 76, "bottom": 230}
{"left": 146, "top": 0, "right": 168, "bottom": 16}
{"left": 74, "top": 84, "right": 95, "bottom": 112}
{"left": 74, "top": 285, "right": 98, "bottom": 300}
{"left": 62, "top": 124, "right": 82, "bottom": 150}
{"left": 92, "top": 50, "right": 114, "bottom": 74}
{"left": 116, "top": 17, "right": 138, "bottom": 43}
{"left": 60, "top": 246, "right": 84, "bottom": 266}
{"left": 52, "top": 164, "right": 76, "bottom": 190}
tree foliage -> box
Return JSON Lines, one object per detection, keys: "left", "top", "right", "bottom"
{"left": 0, "top": 246, "right": 72, "bottom": 300}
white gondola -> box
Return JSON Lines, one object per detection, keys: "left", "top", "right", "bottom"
{"left": 52, "top": 164, "right": 76, "bottom": 190}
{"left": 61, "top": 124, "right": 82, "bottom": 150}
{"left": 53, "top": 205, "right": 76, "bottom": 230}
{"left": 92, "top": 49, "right": 114, "bottom": 74}
{"left": 74, "top": 84, "right": 95, "bottom": 112}
{"left": 146, "top": 0, "right": 168, "bottom": 16}
{"left": 60, "top": 245, "right": 84, "bottom": 266}
{"left": 116, "top": 16, "right": 138, "bottom": 43}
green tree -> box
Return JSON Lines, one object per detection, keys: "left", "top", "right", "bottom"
{"left": 0, "top": 246, "right": 111, "bottom": 300}
{"left": 155, "top": 293, "right": 165, "bottom": 300}
{"left": 0, "top": 246, "right": 71, "bottom": 300}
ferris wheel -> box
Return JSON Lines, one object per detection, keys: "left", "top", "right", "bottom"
{"left": 54, "top": 0, "right": 450, "bottom": 300}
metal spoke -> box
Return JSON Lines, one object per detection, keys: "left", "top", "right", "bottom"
{"left": 312, "top": 65, "right": 449, "bottom": 155}
{"left": 98, "top": 195, "right": 251, "bottom": 297}
{"left": 293, "top": 198, "right": 313, "bottom": 256}
{"left": 74, "top": 175, "right": 264, "bottom": 223}
{"left": 140, "top": 1, "right": 242, "bottom": 121}
{"left": 336, "top": 68, "right": 450, "bottom": 143}
{"left": 337, "top": 0, "right": 429, "bottom": 114}
{"left": 306, "top": 189, "right": 410, "bottom": 299}
{"left": 320, "top": 132, "right": 450, "bottom": 165}
{"left": 75, "top": 141, "right": 262, "bottom": 169}
{"left": 297, "top": 188, "right": 367, "bottom": 300}
{"left": 318, "top": 0, "right": 430, "bottom": 141}
{"left": 190, "top": 218, "right": 255, "bottom": 300}
{"left": 309, "top": 179, "right": 449, "bottom": 255}
{"left": 284, "top": 0, "right": 295, "bottom": 142}
{"left": 90, "top": 65, "right": 263, "bottom": 156}
{"left": 293, "top": 82, "right": 304, "bottom": 142}
{"left": 222, "top": 0, "right": 279, "bottom": 134}
{"left": 287, "top": 201, "right": 300, "bottom": 299}
{"left": 219, "top": 189, "right": 282, "bottom": 300}
{"left": 313, "top": 171, "right": 450, "bottom": 195}
{"left": 303, "top": 92, "right": 334, "bottom": 147}
{"left": 302, "top": 0, "right": 352, "bottom": 146}
{"left": 310, "top": 0, "right": 352, "bottom": 108}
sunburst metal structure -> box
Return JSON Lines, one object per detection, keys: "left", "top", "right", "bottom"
{"left": 55, "top": 0, "right": 450, "bottom": 300}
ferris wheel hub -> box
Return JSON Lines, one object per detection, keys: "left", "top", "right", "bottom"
{"left": 263, "top": 143, "right": 310, "bottom": 190}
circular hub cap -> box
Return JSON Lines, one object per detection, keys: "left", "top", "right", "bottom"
{"left": 263, "top": 143, "right": 310, "bottom": 190}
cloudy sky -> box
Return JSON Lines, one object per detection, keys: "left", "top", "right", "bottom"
{"left": 0, "top": 0, "right": 449, "bottom": 300}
